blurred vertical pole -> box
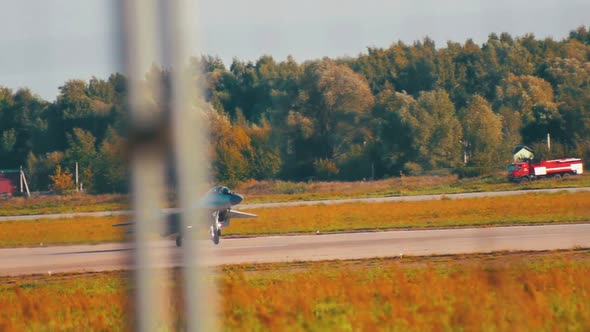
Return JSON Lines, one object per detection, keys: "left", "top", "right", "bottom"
{"left": 123, "top": 0, "right": 212, "bottom": 330}
{"left": 163, "top": 0, "right": 217, "bottom": 330}
{"left": 122, "top": 0, "right": 170, "bottom": 330}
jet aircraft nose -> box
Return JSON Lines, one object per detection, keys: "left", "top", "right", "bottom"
{"left": 230, "top": 193, "right": 243, "bottom": 206}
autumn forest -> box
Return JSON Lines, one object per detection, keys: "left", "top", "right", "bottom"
{"left": 1, "top": 26, "right": 590, "bottom": 193}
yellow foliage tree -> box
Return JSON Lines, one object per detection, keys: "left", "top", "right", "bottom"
{"left": 209, "top": 110, "right": 253, "bottom": 186}
{"left": 50, "top": 165, "right": 75, "bottom": 194}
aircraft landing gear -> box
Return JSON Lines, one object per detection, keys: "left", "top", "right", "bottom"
{"left": 175, "top": 235, "right": 182, "bottom": 247}
{"left": 210, "top": 225, "right": 220, "bottom": 245}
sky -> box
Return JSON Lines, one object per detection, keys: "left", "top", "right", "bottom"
{"left": 1, "top": 0, "right": 589, "bottom": 101}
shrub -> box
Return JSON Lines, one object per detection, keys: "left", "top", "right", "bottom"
{"left": 403, "top": 162, "right": 423, "bottom": 176}
{"left": 454, "top": 166, "right": 485, "bottom": 178}
{"left": 272, "top": 181, "right": 307, "bottom": 195}
{"left": 313, "top": 159, "right": 340, "bottom": 180}
{"left": 50, "top": 166, "right": 75, "bottom": 194}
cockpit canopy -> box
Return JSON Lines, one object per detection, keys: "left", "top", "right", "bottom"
{"left": 210, "top": 186, "right": 231, "bottom": 195}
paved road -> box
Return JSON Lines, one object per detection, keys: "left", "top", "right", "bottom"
{"left": 2, "top": 187, "right": 589, "bottom": 222}
{"left": 1, "top": 223, "right": 588, "bottom": 276}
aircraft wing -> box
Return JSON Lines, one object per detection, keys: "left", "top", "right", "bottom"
{"left": 227, "top": 209, "right": 257, "bottom": 219}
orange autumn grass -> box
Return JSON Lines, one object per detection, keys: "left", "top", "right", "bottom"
{"left": 238, "top": 174, "right": 590, "bottom": 203}
{"left": 0, "top": 272, "right": 129, "bottom": 331}
{"left": 0, "top": 216, "right": 126, "bottom": 247}
{"left": 225, "top": 191, "right": 590, "bottom": 236}
{"left": 0, "top": 194, "right": 127, "bottom": 217}
{"left": 1, "top": 250, "right": 589, "bottom": 330}
{"left": 221, "top": 250, "right": 590, "bottom": 331}
{"left": 1, "top": 191, "right": 589, "bottom": 247}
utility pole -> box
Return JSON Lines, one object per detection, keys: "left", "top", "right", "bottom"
{"left": 75, "top": 162, "right": 79, "bottom": 192}
{"left": 19, "top": 166, "right": 30, "bottom": 197}
{"left": 19, "top": 165, "right": 23, "bottom": 194}
{"left": 547, "top": 133, "right": 551, "bottom": 152}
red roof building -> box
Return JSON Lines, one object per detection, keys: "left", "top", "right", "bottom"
{"left": 0, "top": 171, "right": 19, "bottom": 195}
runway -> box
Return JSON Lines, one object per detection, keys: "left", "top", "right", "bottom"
{"left": 1, "top": 223, "right": 588, "bottom": 276}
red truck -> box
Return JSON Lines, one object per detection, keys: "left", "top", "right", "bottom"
{"left": 508, "top": 146, "right": 584, "bottom": 183}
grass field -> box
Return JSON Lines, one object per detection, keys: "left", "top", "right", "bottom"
{"left": 238, "top": 173, "right": 590, "bottom": 203}
{"left": 226, "top": 191, "right": 590, "bottom": 236}
{"left": 0, "top": 194, "right": 128, "bottom": 217}
{"left": 1, "top": 173, "right": 589, "bottom": 216}
{"left": 1, "top": 250, "right": 588, "bottom": 330}
{"left": 0, "top": 191, "right": 589, "bottom": 248}
{"left": 0, "top": 216, "right": 126, "bottom": 247}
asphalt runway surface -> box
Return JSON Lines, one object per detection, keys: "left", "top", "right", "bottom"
{"left": 1, "top": 223, "right": 588, "bottom": 276}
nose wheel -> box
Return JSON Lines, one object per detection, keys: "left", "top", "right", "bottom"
{"left": 210, "top": 225, "right": 220, "bottom": 245}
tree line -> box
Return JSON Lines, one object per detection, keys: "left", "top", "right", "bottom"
{"left": 1, "top": 26, "right": 590, "bottom": 193}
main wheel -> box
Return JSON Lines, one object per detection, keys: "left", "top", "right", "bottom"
{"left": 175, "top": 235, "right": 182, "bottom": 247}
{"left": 210, "top": 226, "right": 220, "bottom": 245}
{"left": 213, "top": 230, "right": 220, "bottom": 245}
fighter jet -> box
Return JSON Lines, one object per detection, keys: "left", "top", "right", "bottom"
{"left": 199, "top": 186, "right": 257, "bottom": 245}
{"left": 114, "top": 186, "right": 257, "bottom": 246}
